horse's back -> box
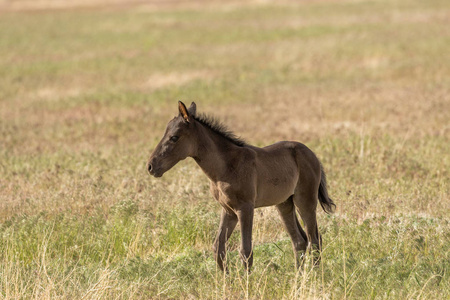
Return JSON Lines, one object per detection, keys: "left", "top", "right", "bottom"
{"left": 259, "top": 141, "right": 320, "bottom": 168}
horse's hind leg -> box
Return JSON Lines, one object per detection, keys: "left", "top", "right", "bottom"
{"left": 293, "top": 192, "right": 322, "bottom": 263}
{"left": 276, "top": 196, "right": 308, "bottom": 268}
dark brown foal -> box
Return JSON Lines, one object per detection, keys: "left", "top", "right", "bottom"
{"left": 147, "top": 101, "right": 335, "bottom": 271}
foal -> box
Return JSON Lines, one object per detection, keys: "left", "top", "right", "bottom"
{"left": 147, "top": 101, "right": 335, "bottom": 271}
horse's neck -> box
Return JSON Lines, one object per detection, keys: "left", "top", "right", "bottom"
{"left": 192, "top": 124, "right": 240, "bottom": 183}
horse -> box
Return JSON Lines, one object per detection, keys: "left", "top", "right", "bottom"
{"left": 147, "top": 101, "right": 335, "bottom": 272}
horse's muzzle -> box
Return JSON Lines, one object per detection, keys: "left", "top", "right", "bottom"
{"left": 147, "top": 161, "right": 163, "bottom": 177}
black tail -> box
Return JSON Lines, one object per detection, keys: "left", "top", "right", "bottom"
{"left": 318, "top": 164, "right": 336, "bottom": 214}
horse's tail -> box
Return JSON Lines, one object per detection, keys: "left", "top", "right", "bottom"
{"left": 318, "top": 164, "right": 336, "bottom": 214}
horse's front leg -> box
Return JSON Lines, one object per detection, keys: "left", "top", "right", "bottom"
{"left": 213, "top": 208, "right": 238, "bottom": 272}
{"left": 236, "top": 203, "right": 254, "bottom": 271}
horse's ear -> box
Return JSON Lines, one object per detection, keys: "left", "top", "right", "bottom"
{"left": 178, "top": 101, "right": 190, "bottom": 123}
{"left": 188, "top": 102, "right": 196, "bottom": 117}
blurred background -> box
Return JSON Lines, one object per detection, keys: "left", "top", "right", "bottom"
{"left": 0, "top": 0, "right": 449, "bottom": 298}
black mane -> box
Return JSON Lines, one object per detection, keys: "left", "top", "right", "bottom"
{"left": 194, "top": 113, "right": 248, "bottom": 147}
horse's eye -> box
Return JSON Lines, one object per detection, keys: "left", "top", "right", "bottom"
{"left": 170, "top": 136, "right": 179, "bottom": 143}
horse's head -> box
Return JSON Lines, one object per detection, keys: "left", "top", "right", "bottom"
{"left": 147, "top": 101, "right": 197, "bottom": 177}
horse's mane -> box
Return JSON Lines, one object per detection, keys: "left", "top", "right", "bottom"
{"left": 193, "top": 113, "right": 248, "bottom": 147}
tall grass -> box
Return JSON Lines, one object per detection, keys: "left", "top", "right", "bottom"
{"left": 1, "top": 205, "right": 448, "bottom": 298}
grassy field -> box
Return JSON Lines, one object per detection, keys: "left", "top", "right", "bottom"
{"left": 0, "top": 0, "right": 449, "bottom": 298}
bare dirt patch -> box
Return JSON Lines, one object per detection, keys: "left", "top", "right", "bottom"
{"left": 141, "top": 70, "right": 215, "bottom": 90}
{"left": 0, "top": 0, "right": 146, "bottom": 11}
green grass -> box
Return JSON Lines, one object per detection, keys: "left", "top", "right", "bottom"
{"left": 1, "top": 207, "right": 448, "bottom": 298}
{"left": 0, "top": 0, "right": 449, "bottom": 298}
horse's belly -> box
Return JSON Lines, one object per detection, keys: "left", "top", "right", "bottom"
{"left": 255, "top": 174, "right": 298, "bottom": 208}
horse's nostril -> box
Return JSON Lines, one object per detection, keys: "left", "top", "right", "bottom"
{"left": 147, "top": 163, "right": 152, "bottom": 174}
